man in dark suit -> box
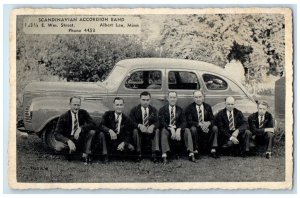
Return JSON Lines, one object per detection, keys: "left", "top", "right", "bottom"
{"left": 159, "top": 91, "right": 195, "bottom": 164}
{"left": 248, "top": 101, "right": 275, "bottom": 159}
{"left": 185, "top": 90, "right": 219, "bottom": 158}
{"left": 129, "top": 91, "right": 160, "bottom": 162}
{"left": 54, "top": 96, "right": 96, "bottom": 165}
{"left": 215, "top": 96, "right": 251, "bottom": 157}
{"left": 97, "top": 97, "right": 141, "bottom": 162}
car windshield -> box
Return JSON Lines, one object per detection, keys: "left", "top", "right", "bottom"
{"left": 101, "top": 65, "right": 127, "bottom": 90}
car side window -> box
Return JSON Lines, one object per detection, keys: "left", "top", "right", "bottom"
{"left": 203, "top": 74, "right": 228, "bottom": 90}
{"left": 168, "top": 71, "right": 200, "bottom": 90}
{"left": 125, "top": 70, "right": 162, "bottom": 89}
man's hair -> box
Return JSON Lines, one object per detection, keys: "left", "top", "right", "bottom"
{"left": 168, "top": 91, "right": 177, "bottom": 97}
{"left": 113, "top": 97, "right": 124, "bottom": 103}
{"left": 225, "top": 96, "right": 235, "bottom": 102}
{"left": 193, "top": 90, "right": 204, "bottom": 97}
{"left": 70, "top": 96, "right": 81, "bottom": 103}
{"left": 257, "top": 100, "right": 269, "bottom": 108}
{"left": 140, "top": 91, "right": 151, "bottom": 98}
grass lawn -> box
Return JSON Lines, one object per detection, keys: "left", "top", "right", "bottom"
{"left": 16, "top": 132, "right": 285, "bottom": 183}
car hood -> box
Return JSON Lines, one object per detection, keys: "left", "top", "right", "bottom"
{"left": 24, "top": 81, "right": 107, "bottom": 94}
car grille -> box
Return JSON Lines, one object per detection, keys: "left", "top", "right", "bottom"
{"left": 24, "top": 105, "right": 32, "bottom": 123}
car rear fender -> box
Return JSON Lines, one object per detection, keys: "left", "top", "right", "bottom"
{"left": 212, "top": 98, "right": 257, "bottom": 118}
{"left": 29, "top": 96, "right": 108, "bottom": 133}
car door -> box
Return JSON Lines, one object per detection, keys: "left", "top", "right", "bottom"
{"left": 117, "top": 68, "right": 167, "bottom": 116}
{"left": 166, "top": 69, "right": 201, "bottom": 110}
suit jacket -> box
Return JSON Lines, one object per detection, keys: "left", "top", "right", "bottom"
{"left": 100, "top": 111, "right": 134, "bottom": 144}
{"left": 248, "top": 111, "right": 274, "bottom": 136}
{"left": 129, "top": 104, "right": 158, "bottom": 129}
{"left": 215, "top": 108, "right": 246, "bottom": 139}
{"left": 54, "top": 109, "right": 96, "bottom": 144}
{"left": 185, "top": 102, "right": 214, "bottom": 128}
{"left": 158, "top": 104, "right": 186, "bottom": 129}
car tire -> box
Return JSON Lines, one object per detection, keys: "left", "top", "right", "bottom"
{"left": 41, "top": 119, "right": 59, "bottom": 151}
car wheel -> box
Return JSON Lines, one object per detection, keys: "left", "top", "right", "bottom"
{"left": 41, "top": 119, "right": 59, "bottom": 151}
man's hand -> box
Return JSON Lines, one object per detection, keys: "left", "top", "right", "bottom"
{"left": 73, "top": 127, "right": 82, "bottom": 140}
{"left": 199, "top": 123, "right": 209, "bottom": 133}
{"left": 109, "top": 129, "right": 117, "bottom": 140}
{"left": 67, "top": 140, "right": 76, "bottom": 153}
{"left": 138, "top": 124, "right": 148, "bottom": 133}
{"left": 117, "top": 142, "right": 125, "bottom": 151}
{"left": 265, "top": 128, "right": 275, "bottom": 133}
{"left": 127, "top": 143, "right": 135, "bottom": 151}
{"left": 169, "top": 126, "right": 176, "bottom": 140}
{"left": 232, "top": 129, "right": 239, "bottom": 138}
{"left": 147, "top": 124, "right": 155, "bottom": 134}
{"left": 230, "top": 136, "right": 239, "bottom": 144}
{"left": 175, "top": 128, "right": 181, "bottom": 141}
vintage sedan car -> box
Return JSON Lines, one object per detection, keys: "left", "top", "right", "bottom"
{"left": 21, "top": 58, "right": 257, "bottom": 150}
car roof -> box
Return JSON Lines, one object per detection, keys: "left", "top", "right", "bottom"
{"left": 116, "top": 58, "right": 229, "bottom": 76}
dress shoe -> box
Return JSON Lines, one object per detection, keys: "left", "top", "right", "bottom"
{"left": 266, "top": 152, "right": 272, "bottom": 159}
{"left": 82, "top": 156, "right": 89, "bottom": 165}
{"left": 162, "top": 156, "right": 168, "bottom": 164}
{"left": 102, "top": 155, "right": 109, "bottom": 164}
{"left": 152, "top": 153, "right": 159, "bottom": 163}
{"left": 135, "top": 155, "right": 142, "bottom": 163}
{"left": 189, "top": 154, "right": 196, "bottom": 163}
{"left": 65, "top": 154, "right": 72, "bottom": 161}
{"left": 194, "top": 150, "right": 199, "bottom": 159}
{"left": 210, "top": 150, "right": 218, "bottom": 159}
{"left": 222, "top": 141, "right": 234, "bottom": 148}
{"left": 82, "top": 154, "right": 91, "bottom": 165}
{"left": 240, "top": 151, "right": 249, "bottom": 158}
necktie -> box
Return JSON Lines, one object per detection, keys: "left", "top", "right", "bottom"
{"left": 229, "top": 111, "right": 235, "bottom": 131}
{"left": 259, "top": 115, "right": 264, "bottom": 128}
{"left": 198, "top": 105, "right": 202, "bottom": 123}
{"left": 72, "top": 113, "right": 78, "bottom": 136}
{"left": 115, "top": 114, "right": 120, "bottom": 134}
{"left": 143, "top": 107, "right": 149, "bottom": 127}
{"left": 170, "top": 106, "right": 176, "bottom": 126}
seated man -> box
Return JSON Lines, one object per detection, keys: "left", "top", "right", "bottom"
{"left": 215, "top": 96, "right": 251, "bottom": 157}
{"left": 248, "top": 101, "right": 275, "bottom": 159}
{"left": 159, "top": 91, "right": 195, "bottom": 164}
{"left": 97, "top": 97, "right": 141, "bottom": 162}
{"left": 129, "top": 91, "right": 160, "bottom": 162}
{"left": 54, "top": 96, "right": 96, "bottom": 165}
{"left": 185, "top": 90, "right": 219, "bottom": 158}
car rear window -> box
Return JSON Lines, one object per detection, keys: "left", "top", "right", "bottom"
{"left": 203, "top": 74, "right": 228, "bottom": 90}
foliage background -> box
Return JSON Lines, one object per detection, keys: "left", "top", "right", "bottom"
{"left": 16, "top": 14, "right": 285, "bottom": 107}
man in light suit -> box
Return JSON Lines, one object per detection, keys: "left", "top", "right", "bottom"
{"left": 215, "top": 96, "right": 251, "bottom": 157}
{"left": 97, "top": 97, "right": 141, "bottom": 162}
{"left": 248, "top": 101, "right": 275, "bottom": 159}
{"left": 185, "top": 90, "right": 219, "bottom": 158}
{"left": 129, "top": 91, "right": 160, "bottom": 162}
{"left": 54, "top": 96, "right": 96, "bottom": 165}
{"left": 159, "top": 91, "right": 195, "bottom": 164}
